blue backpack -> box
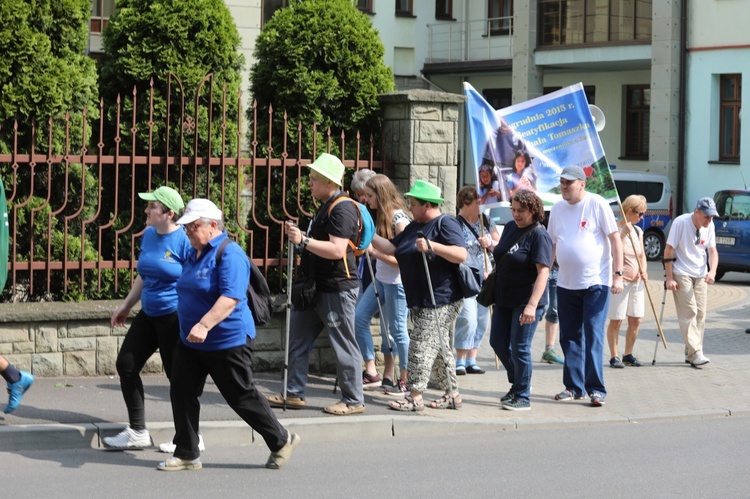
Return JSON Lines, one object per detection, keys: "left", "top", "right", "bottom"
{"left": 327, "top": 196, "right": 375, "bottom": 278}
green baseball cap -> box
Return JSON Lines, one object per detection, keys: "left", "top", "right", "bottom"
{"left": 308, "top": 153, "right": 345, "bottom": 187}
{"left": 138, "top": 186, "right": 185, "bottom": 213}
{"left": 404, "top": 180, "right": 444, "bottom": 204}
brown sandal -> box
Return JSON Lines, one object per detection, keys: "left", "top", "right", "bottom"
{"left": 389, "top": 395, "right": 424, "bottom": 412}
{"left": 427, "top": 393, "right": 462, "bottom": 410}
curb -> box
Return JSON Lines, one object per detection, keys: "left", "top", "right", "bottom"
{"left": 3, "top": 410, "right": 748, "bottom": 453}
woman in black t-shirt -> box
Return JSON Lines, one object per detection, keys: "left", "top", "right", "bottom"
{"left": 489, "top": 190, "right": 552, "bottom": 412}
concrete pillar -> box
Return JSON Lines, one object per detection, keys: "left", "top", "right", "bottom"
{"left": 378, "top": 90, "right": 467, "bottom": 215}
{"left": 650, "top": 1, "right": 681, "bottom": 185}
{"left": 512, "top": 0, "right": 544, "bottom": 104}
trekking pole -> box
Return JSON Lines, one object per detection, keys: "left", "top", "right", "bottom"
{"left": 652, "top": 260, "right": 669, "bottom": 365}
{"left": 417, "top": 231, "right": 457, "bottom": 409}
{"left": 480, "top": 213, "right": 500, "bottom": 370}
{"left": 283, "top": 240, "right": 294, "bottom": 411}
{"left": 364, "top": 250, "right": 400, "bottom": 386}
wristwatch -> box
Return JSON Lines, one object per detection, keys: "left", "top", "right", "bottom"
{"left": 301, "top": 236, "right": 310, "bottom": 249}
{"left": 614, "top": 270, "right": 623, "bottom": 276}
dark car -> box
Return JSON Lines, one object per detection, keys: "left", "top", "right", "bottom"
{"left": 713, "top": 189, "right": 750, "bottom": 281}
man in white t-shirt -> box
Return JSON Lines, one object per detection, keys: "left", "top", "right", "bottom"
{"left": 664, "top": 197, "right": 719, "bottom": 367}
{"left": 547, "top": 166, "right": 623, "bottom": 407}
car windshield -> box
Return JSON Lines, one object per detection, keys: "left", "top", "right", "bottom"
{"left": 715, "top": 191, "right": 750, "bottom": 221}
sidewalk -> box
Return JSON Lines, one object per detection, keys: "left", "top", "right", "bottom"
{"left": 2, "top": 267, "right": 750, "bottom": 452}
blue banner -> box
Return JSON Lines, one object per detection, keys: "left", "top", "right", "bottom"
{"left": 464, "top": 82, "right": 617, "bottom": 208}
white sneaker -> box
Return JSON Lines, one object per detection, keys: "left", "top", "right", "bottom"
{"left": 691, "top": 354, "right": 710, "bottom": 366}
{"left": 159, "top": 433, "right": 205, "bottom": 453}
{"left": 102, "top": 427, "right": 152, "bottom": 449}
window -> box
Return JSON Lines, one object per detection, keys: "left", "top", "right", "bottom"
{"left": 436, "top": 0, "right": 452, "bottom": 19}
{"left": 90, "top": 0, "right": 115, "bottom": 33}
{"left": 720, "top": 74, "right": 741, "bottom": 162}
{"left": 489, "top": 0, "right": 513, "bottom": 34}
{"left": 482, "top": 88, "right": 512, "bottom": 111}
{"left": 539, "top": 0, "right": 652, "bottom": 47}
{"left": 625, "top": 85, "right": 650, "bottom": 158}
{"left": 357, "top": 0, "right": 373, "bottom": 13}
{"left": 396, "top": 0, "right": 413, "bottom": 16}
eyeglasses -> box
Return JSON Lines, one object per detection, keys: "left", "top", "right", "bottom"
{"left": 636, "top": 211, "right": 646, "bottom": 217}
{"left": 695, "top": 228, "right": 701, "bottom": 245}
{"left": 183, "top": 221, "right": 205, "bottom": 233}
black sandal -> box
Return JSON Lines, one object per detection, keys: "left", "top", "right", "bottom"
{"left": 389, "top": 395, "right": 424, "bottom": 412}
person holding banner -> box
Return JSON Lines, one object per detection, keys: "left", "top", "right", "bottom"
{"left": 547, "top": 166, "right": 623, "bottom": 407}
{"left": 663, "top": 197, "right": 718, "bottom": 367}
{"left": 606, "top": 195, "right": 649, "bottom": 368}
{"left": 454, "top": 185, "right": 500, "bottom": 375}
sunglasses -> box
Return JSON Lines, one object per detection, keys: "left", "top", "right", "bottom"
{"left": 695, "top": 228, "right": 701, "bottom": 245}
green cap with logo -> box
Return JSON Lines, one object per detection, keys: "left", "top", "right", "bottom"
{"left": 404, "top": 180, "right": 444, "bottom": 204}
{"left": 308, "top": 153, "right": 345, "bottom": 187}
{"left": 138, "top": 186, "right": 185, "bottom": 213}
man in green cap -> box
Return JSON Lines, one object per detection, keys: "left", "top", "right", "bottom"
{"left": 267, "top": 153, "right": 366, "bottom": 415}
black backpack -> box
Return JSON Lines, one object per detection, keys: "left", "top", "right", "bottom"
{"left": 215, "top": 239, "right": 273, "bottom": 326}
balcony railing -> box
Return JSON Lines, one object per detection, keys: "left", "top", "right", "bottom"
{"left": 426, "top": 16, "right": 514, "bottom": 64}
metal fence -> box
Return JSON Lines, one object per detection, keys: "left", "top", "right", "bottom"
{"left": 0, "top": 74, "right": 390, "bottom": 300}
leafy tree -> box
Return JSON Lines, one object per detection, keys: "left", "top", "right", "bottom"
{"left": 248, "top": 0, "right": 393, "bottom": 261}
{"left": 250, "top": 0, "right": 394, "bottom": 153}
{"left": 0, "top": 0, "right": 98, "bottom": 154}
{"left": 99, "top": 0, "right": 244, "bottom": 157}
{"left": 0, "top": 0, "right": 102, "bottom": 302}
{"left": 98, "top": 0, "right": 247, "bottom": 269}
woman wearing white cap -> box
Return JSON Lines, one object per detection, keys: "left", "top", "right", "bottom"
{"left": 158, "top": 198, "right": 299, "bottom": 471}
{"left": 103, "top": 186, "right": 193, "bottom": 450}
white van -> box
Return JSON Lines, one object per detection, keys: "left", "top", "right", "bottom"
{"left": 610, "top": 170, "right": 673, "bottom": 260}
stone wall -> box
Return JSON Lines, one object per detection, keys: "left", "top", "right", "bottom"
{"left": 0, "top": 299, "right": 389, "bottom": 377}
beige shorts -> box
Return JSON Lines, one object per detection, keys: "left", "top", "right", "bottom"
{"left": 607, "top": 280, "right": 645, "bottom": 320}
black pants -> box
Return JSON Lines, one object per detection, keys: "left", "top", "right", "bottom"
{"left": 170, "top": 337, "right": 288, "bottom": 460}
{"left": 115, "top": 310, "right": 180, "bottom": 431}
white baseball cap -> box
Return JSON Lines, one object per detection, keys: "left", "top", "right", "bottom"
{"left": 175, "top": 198, "right": 222, "bottom": 225}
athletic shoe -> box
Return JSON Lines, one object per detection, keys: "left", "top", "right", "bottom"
{"left": 609, "top": 356, "right": 625, "bottom": 368}
{"left": 502, "top": 398, "right": 530, "bottom": 411}
{"left": 362, "top": 371, "right": 382, "bottom": 389}
{"left": 4, "top": 370, "right": 34, "bottom": 414}
{"left": 554, "top": 390, "right": 585, "bottom": 401}
{"left": 383, "top": 379, "right": 408, "bottom": 396}
{"left": 541, "top": 348, "right": 564, "bottom": 364}
{"left": 500, "top": 391, "right": 514, "bottom": 404}
{"left": 590, "top": 392, "right": 606, "bottom": 407}
{"left": 691, "top": 354, "right": 710, "bottom": 367}
{"left": 158, "top": 434, "right": 205, "bottom": 454}
{"left": 266, "top": 433, "right": 301, "bottom": 470}
{"left": 157, "top": 456, "right": 202, "bottom": 471}
{"left": 103, "top": 426, "right": 152, "bottom": 449}
{"left": 622, "top": 354, "right": 642, "bottom": 367}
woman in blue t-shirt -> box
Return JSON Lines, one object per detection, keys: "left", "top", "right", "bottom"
{"left": 103, "top": 186, "right": 192, "bottom": 450}
{"left": 489, "top": 189, "right": 552, "bottom": 412}
{"left": 371, "top": 180, "right": 468, "bottom": 412}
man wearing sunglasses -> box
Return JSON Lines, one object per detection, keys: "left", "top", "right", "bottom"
{"left": 664, "top": 197, "right": 719, "bottom": 368}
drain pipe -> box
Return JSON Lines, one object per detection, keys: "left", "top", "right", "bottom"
{"left": 676, "top": 0, "right": 688, "bottom": 214}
